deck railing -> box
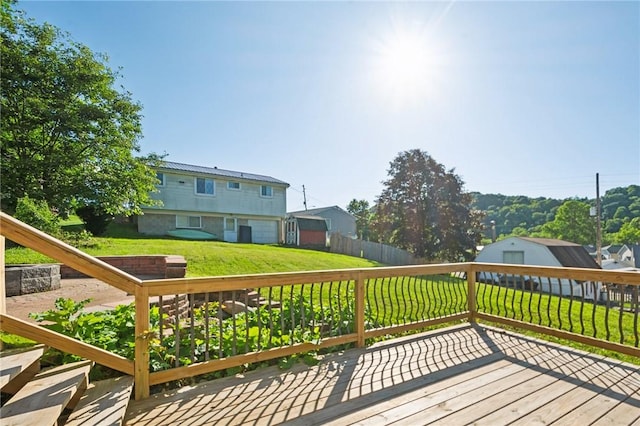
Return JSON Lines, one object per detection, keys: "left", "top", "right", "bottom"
{"left": 1, "top": 212, "right": 639, "bottom": 401}
{"left": 470, "top": 263, "right": 640, "bottom": 354}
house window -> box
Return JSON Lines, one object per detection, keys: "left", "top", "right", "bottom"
{"left": 156, "top": 172, "right": 165, "bottom": 186}
{"left": 196, "top": 178, "right": 215, "bottom": 195}
{"left": 227, "top": 181, "right": 241, "bottom": 190}
{"left": 503, "top": 251, "right": 524, "bottom": 264}
{"left": 176, "top": 215, "right": 201, "bottom": 229}
{"left": 260, "top": 185, "right": 273, "bottom": 197}
{"left": 225, "top": 217, "right": 236, "bottom": 231}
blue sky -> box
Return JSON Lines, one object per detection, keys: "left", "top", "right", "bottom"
{"left": 18, "top": 1, "right": 640, "bottom": 211}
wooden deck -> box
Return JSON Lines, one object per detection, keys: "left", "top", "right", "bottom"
{"left": 124, "top": 324, "right": 640, "bottom": 426}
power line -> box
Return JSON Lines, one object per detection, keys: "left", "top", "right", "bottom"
{"left": 472, "top": 173, "right": 638, "bottom": 197}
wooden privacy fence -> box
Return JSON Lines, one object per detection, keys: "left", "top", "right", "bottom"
{"left": 330, "top": 233, "right": 418, "bottom": 265}
{"left": 1, "top": 212, "right": 639, "bottom": 402}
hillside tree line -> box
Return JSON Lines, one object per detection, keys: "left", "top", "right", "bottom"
{"left": 472, "top": 185, "right": 640, "bottom": 245}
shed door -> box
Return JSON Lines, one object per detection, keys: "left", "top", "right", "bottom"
{"left": 286, "top": 219, "right": 298, "bottom": 245}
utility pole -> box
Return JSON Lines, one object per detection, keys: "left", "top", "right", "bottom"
{"left": 596, "top": 173, "right": 602, "bottom": 266}
{"left": 490, "top": 220, "right": 496, "bottom": 243}
{"left": 302, "top": 185, "right": 308, "bottom": 211}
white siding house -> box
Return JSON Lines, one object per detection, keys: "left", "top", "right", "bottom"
{"left": 137, "top": 161, "right": 289, "bottom": 244}
{"left": 287, "top": 206, "right": 357, "bottom": 238}
{"left": 475, "top": 237, "right": 602, "bottom": 299}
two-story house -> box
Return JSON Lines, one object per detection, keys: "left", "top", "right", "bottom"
{"left": 137, "top": 161, "right": 289, "bottom": 244}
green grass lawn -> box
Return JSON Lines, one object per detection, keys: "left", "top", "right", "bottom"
{"left": 5, "top": 221, "right": 380, "bottom": 276}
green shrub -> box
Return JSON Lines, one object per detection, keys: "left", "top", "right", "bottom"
{"left": 75, "top": 205, "right": 113, "bottom": 236}
{"left": 11, "top": 197, "right": 96, "bottom": 248}
{"left": 30, "top": 298, "right": 137, "bottom": 379}
{"left": 14, "top": 196, "right": 61, "bottom": 237}
{"left": 61, "top": 229, "right": 96, "bottom": 248}
{"left": 29, "top": 296, "right": 346, "bottom": 382}
{"left": 0, "top": 332, "right": 36, "bottom": 348}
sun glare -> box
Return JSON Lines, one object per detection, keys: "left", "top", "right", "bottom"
{"left": 369, "top": 20, "right": 446, "bottom": 108}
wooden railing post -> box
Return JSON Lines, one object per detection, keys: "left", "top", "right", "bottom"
{"left": 134, "top": 285, "right": 150, "bottom": 400}
{"left": 1, "top": 236, "right": 5, "bottom": 350}
{"left": 467, "top": 263, "right": 477, "bottom": 324}
{"left": 355, "top": 271, "right": 366, "bottom": 348}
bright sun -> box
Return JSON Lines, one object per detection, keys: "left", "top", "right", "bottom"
{"left": 371, "top": 26, "right": 439, "bottom": 107}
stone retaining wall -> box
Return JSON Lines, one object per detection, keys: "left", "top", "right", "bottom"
{"left": 5, "top": 264, "right": 61, "bottom": 296}
{"left": 59, "top": 255, "right": 187, "bottom": 279}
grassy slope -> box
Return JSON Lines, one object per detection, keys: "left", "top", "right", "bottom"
{"left": 5, "top": 221, "right": 380, "bottom": 276}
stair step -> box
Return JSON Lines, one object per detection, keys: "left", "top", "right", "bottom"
{"left": 259, "top": 300, "right": 281, "bottom": 309}
{"left": 0, "top": 360, "right": 92, "bottom": 426}
{"left": 65, "top": 375, "right": 134, "bottom": 426}
{"left": 0, "top": 345, "right": 46, "bottom": 394}
{"left": 245, "top": 291, "right": 261, "bottom": 299}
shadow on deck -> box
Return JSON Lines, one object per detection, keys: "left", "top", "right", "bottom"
{"left": 124, "top": 324, "right": 640, "bottom": 425}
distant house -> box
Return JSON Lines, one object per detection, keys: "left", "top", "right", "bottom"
{"left": 584, "top": 244, "right": 637, "bottom": 268}
{"left": 583, "top": 244, "right": 611, "bottom": 261}
{"left": 285, "top": 214, "right": 328, "bottom": 248}
{"left": 287, "top": 206, "right": 357, "bottom": 238}
{"left": 475, "top": 237, "right": 601, "bottom": 298}
{"left": 138, "top": 161, "right": 289, "bottom": 244}
{"left": 604, "top": 244, "right": 626, "bottom": 261}
{"left": 602, "top": 244, "right": 639, "bottom": 266}
{"left": 606, "top": 244, "right": 640, "bottom": 270}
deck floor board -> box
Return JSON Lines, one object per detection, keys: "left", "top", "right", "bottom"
{"left": 124, "top": 324, "right": 640, "bottom": 426}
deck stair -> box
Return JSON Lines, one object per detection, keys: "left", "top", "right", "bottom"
{"left": 0, "top": 345, "right": 46, "bottom": 395}
{"left": 0, "top": 346, "right": 134, "bottom": 426}
{"left": 246, "top": 290, "right": 281, "bottom": 309}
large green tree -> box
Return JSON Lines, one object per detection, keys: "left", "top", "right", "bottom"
{"left": 538, "top": 200, "right": 595, "bottom": 245}
{"left": 612, "top": 217, "right": 640, "bottom": 245}
{"left": 373, "top": 149, "right": 482, "bottom": 261}
{"left": 0, "top": 1, "right": 162, "bottom": 218}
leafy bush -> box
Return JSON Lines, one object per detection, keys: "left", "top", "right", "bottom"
{"left": 61, "top": 229, "right": 96, "bottom": 248}
{"left": 14, "top": 196, "right": 61, "bottom": 237}
{"left": 149, "top": 295, "right": 330, "bottom": 373}
{"left": 30, "top": 295, "right": 342, "bottom": 382}
{"left": 30, "top": 298, "right": 137, "bottom": 378}
{"left": 75, "top": 205, "right": 113, "bottom": 236}
{"left": 11, "top": 197, "right": 96, "bottom": 248}
{"left": 0, "top": 332, "right": 36, "bottom": 348}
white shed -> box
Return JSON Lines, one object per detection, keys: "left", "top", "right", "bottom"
{"left": 475, "top": 237, "right": 602, "bottom": 299}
